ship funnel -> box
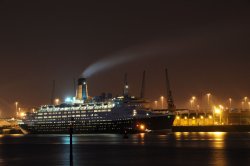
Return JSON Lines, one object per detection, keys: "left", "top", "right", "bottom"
{"left": 123, "top": 73, "right": 129, "bottom": 97}
{"left": 76, "top": 78, "right": 89, "bottom": 100}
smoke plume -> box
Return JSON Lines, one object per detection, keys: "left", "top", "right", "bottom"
{"left": 82, "top": 43, "right": 164, "bottom": 78}
{"left": 83, "top": 53, "right": 140, "bottom": 78}
{"left": 82, "top": 26, "right": 232, "bottom": 78}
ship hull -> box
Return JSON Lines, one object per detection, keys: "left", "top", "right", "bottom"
{"left": 19, "top": 115, "right": 175, "bottom": 134}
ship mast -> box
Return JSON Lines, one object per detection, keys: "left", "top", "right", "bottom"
{"left": 165, "top": 68, "right": 176, "bottom": 111}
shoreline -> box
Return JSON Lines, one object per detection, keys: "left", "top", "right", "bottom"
{"left": 172, "top": 125, "right": 250, "bottom": 132}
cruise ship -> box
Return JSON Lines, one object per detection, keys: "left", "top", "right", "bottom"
{"left": 19, "top": 77, "right": 175, "bottom": 134}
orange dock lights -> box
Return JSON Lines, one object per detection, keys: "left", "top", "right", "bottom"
{"left": 160, "top": 96, "right": 164, "bottom": 109}
{"left": 137, "top": 124, "right": 146, "bottom": 131}
{"left": 140, "top": 124, "right": 145, "bottom": 130}
{"left": 154, "top": 101, "right": 158, "bottom": 109}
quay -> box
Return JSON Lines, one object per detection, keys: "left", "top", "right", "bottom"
{"left": 0, "top": 118, "right": 22, "bottom": 134}
{"left": 171, "top": 108, "right": 250, "bottom": 132}
{"left": 172, "top": 125, "right": 250, "bottom": 132}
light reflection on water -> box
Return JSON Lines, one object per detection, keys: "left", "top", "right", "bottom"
{"left": 0, "top": 132, "right": 249, "bottom": 166}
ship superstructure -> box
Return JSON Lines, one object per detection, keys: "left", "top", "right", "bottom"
{"left": 20, "top": 76, "right": 175, "bottom": 134}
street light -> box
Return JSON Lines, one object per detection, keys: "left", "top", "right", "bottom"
{"left": 243, "top": 97, "right": 248, "bottom": 109}
{"left": 190, "top": 99, "right": 194, "bottom": 109}
{"left": 189, "top": 96, "right": 196, "bottom": 110}
{"left": 214, "top": 106, "right": 222, "bottom": 125}
{"left": 241, "top": 101, "right": 245, "bottom": 110}
{"left": 244, "top": 97, "right": 248, "bottom": 103}
{"left": 207, "top": 93, "right": 211, "bottom": 113}
{"left": 229, "top": 98, "right": 232, "bottom": 109}
{"left": 15, "top": 102, "right": 19, "bottom": 117}
{"left": 55, "top": 98, "right": 60, "bottom": 105}
{"left": 197, "top": 105, "right": 200, "bottom": 111}
{"left": 154, "top": 100, "right": 158, "bottom": 109}
{"left": 207, "top": 93, "right": 211, "bottom": 105}
{"left": 154, "top": 101, "right": 158, "bottom": 109}
{"left": 20, "top": 112, "right": 26, "bottom": 118}
{"left": 160, "top": 96, "right": 164, "bottom": 109}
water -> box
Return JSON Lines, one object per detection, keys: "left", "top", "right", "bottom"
{"left": 0, "top": 132, "right": 250, "bottom": 166}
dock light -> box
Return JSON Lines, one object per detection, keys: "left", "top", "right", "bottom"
{"left": 200, "top": 116, "right": 204, "bottom": 119}
{"left": 20, "top": 112, "right": 26, "bottom": 117}
{"left": 214, "top": 106, "right": 221, "bottom": 114}
{"left": 140, "top": 124, "right": 145, "bottom": 130}
{"left": 65, "top": 97, "right": 72, "bottom": 103}
{"left": 184, "top": 116, "right": 187, "bottom": 120}
{"left": 244, "top": 97, "right": 248, "bottom": 102}
{"left": 190, "top": 99, "right": 194, "bottom": 109}
{"left": 176, "top": 116, "right": 180, "bottom": 120}
{"left": 160, "top": 96, "right": 164, "bottom": 109}
{"left": 214, "top": 106, "right": 222, "bottom": 125}
{"left": 241, "top": 101, "right": 245, "bottom": 109}
{"left": 229, "top": 98, "right": 232, "bottom": 108}
{"left": 15, "top": 102, "right": 19, "bottom": 111}
{"left": 209, "top": 115, "right": 213, "bottom": 119}
{"left": 55, "top": 98, "right": 60, "bottom": 105}
{"left": 207, "top": 93, "right": 211, "bottom": 105}
{"left": 154, "top": 101, "right": 158, "bottom": 109}
{"left": 192, "top": 117, "right": 196, "bottom": 120}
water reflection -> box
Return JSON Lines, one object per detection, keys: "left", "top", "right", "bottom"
{"left": 174, "top": 132, "right": 226, "bottom": 140}
{"left": 137, "top": 133, "right": 145, "bottom": 145}
{"left": 0, "top": 132, "right": 249, "bottom": 165}
{"left": 209, "top": 150, "right": 228, "bottom": 166}
{"left": 173, "top": 132, "right": 227, "bottom": 149}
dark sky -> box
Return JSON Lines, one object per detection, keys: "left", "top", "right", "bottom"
{"left": 0, "top": 1, "right": 250, "bottom": 116}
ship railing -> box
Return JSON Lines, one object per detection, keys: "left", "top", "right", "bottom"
{"left": 39, "top": 103, "right": 115, "bottom": 112}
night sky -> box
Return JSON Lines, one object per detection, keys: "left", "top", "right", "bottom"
{"left": 0, "top": 1, "right": 250, "bottom": 116}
